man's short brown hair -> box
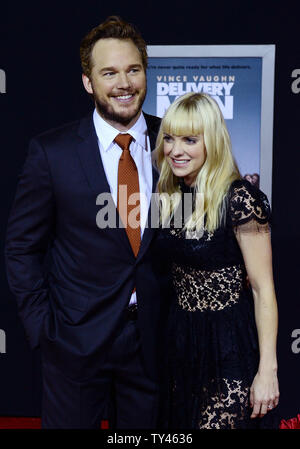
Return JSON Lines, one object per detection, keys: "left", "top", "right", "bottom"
{"left": 80, "top": 16, "right": 148, "bottom": 78}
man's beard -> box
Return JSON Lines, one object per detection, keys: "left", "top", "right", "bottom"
{"left": 94, "top": 90, "right": 147, "bottom": 127}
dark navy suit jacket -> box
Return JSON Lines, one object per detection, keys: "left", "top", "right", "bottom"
{"left": 5, "top": 112, "right": 165, "bottom": 380}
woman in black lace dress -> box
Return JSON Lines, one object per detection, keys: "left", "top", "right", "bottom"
{"left": 154, "top": 92, "right": 279, "bottom": 429}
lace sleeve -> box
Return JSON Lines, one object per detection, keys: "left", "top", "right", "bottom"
{"left": 229, "top": 180, "right": 271, "bottom": 234}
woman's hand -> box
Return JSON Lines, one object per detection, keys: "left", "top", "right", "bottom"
{"left": 250, "top": 370, "right": 280, "bottom": 418}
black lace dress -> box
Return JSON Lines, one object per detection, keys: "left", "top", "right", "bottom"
{"left": 156, "top": 179, "right": 279, "bottom": 429}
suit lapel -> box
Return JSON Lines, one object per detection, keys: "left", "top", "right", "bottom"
{"left": 76, "top": 113, "right": 110, "bottom": 195}
{"left": 144, "top": 112, "right": 161, "bottom": 151}
{"left": 76, "top": 113, "right": 132, "bottom": 253}
{"left": 137, "top": 165, "right": 160, "bottom": 260}
{"left": 136, "top": 113, "right": 162, "bottom": 260}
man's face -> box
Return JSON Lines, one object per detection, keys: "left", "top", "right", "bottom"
{"left": 82, "top": 38, "right": 147, "bottom": 131}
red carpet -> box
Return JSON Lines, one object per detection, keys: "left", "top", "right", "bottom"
{"left": 1, "top": 416, "right": 299, "bottom": 429}
{"left": 0, "top": 417, "right": 41, "bottom": 429}
{"left": 0, "top": 418, "right": 109, "bottom": 429}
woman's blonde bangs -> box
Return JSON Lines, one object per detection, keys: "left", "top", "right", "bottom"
{"left": 162, "top": 101, "right": 204, "bottom": 137}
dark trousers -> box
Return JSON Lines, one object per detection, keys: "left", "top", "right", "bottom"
{"left": 41, "top": 315, "right": 158, "bottom": 429}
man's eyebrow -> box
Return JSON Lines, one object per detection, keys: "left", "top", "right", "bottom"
{"left": 98, "top": 63, "right": 143, "bottom": 73}
{"left": 98, "top": 66, "right": 116, "bottom": 73}
{"left": 127, "top": 63, "right": 143, "bottom": 68}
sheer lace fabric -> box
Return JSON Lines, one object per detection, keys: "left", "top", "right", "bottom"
{"left": 156, "top": 179, "right": 279, "bottom": 429}
{"left": 230, "top": 183, "right": 271, "bottom": 233}
{"left": 172, "top": 262, "right": 244, "bottom": 312}
{"left": 234, "top": 219, "right": 270, "bottom": 234}
{"left": 198, "top": 378, "right": 250, "bottom": 429}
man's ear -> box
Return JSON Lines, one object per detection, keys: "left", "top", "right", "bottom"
{"left": 82, "top": 74, "right": 93, "bottom": 94}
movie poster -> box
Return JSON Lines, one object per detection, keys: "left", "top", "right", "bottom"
{"left": 144, "top": 56, "right": 262, "bottom": 187}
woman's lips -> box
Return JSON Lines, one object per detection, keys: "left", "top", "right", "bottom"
{"left": 171, "top": 158, "right": 190, "bottom": 168}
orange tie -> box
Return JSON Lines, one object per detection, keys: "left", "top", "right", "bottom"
{"left": 115, "top": 133, "right": 141, "bottom": 257}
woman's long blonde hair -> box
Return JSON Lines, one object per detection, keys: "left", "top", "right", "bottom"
{"left": 156, "top": 92, "right": 241, "bottom": 232}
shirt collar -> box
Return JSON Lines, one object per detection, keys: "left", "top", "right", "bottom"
{"left": 93, "top": 109, "right": 148, "bottom": 152}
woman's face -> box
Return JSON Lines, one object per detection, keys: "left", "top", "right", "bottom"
{"left": 163, "top": 133, "right": 206, "bottom": 186}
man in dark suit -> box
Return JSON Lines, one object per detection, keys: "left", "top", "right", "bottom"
{"left": 5, "top": 16, "right": 164, "bottom": 429}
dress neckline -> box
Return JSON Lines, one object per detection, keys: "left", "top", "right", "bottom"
{"left": 178, "top": 179, "right": 196, "bottom": 194}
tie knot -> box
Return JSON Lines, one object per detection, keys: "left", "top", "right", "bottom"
{"left": 114, "top": 133, "right": 133, "bottom": 151}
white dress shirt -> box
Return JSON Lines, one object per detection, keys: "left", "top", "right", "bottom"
{"left": 93, "top": 109, "right": 153, "bottom": 305}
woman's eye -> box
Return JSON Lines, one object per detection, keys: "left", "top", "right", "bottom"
{"left": 163, "top": 135, "right": 172, "bottom": 142}
{"left": 184, "top": 137, "right": 197, "bottom": 144}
